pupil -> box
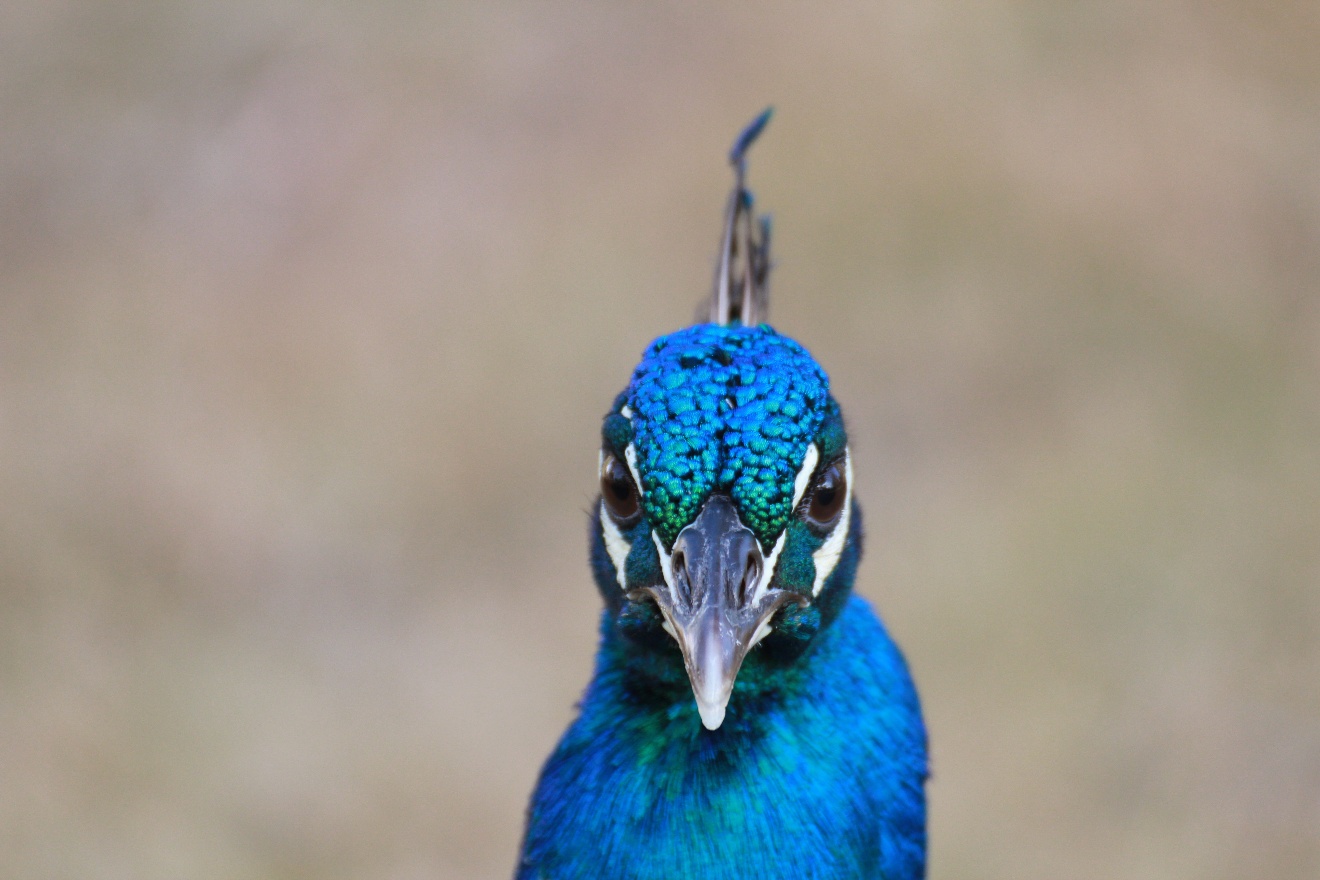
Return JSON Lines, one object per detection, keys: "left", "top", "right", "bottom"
{"left": 806, "top": 461, "right": 845, "bottom": 525}
{"left": 602, "top": 455, "right": 639, "bottom": 520}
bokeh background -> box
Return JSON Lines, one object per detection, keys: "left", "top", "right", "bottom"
{"left": 3, "top": 2, "right": 1318, "bottom": 878}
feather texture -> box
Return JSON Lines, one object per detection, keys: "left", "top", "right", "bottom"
{"left": 518, "top": 588, "right": 927, "bottom": 880}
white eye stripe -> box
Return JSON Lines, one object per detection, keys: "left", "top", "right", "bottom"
{"left": 597, "top": 443, "right": 654, "bottom": 594}
{"left": 791, "top": 443, "right": 820, "bottom": 510}
{"left": 599, "top": 499, "right": 631, "bottom": 591}
{"left": 598, "top": 449, "right": 636, "bottom": 591}
{"left": 653, "top": 530, "right": 676, "bottom": 590}
{"left": 623, "top": 444, "right": 644, "bottom": 497}
{"left": 810, "top": 449, "right": 852, "bottom": 597}
{"left": 751, "top": 530, "right": 787, "bottom": 605}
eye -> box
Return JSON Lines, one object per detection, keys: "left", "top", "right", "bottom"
{"left": 805, "top": 460, "right": 846, "bottom": 527}
{"left": 601, "top": 453, "right": 640, "bottom": 522}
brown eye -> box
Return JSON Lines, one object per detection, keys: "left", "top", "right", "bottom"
{"left": 601, "top": 454, "right": 640, "bottom": 522}
{"left": 805, "top": 460, "right": 846, "bottom": 527}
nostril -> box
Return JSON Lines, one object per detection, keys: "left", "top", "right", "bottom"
{"left": 743, "top": 553, "right": 761, "bottom": 601}
{"left": 671, "top": 548, "right": 689, "bottom": 602}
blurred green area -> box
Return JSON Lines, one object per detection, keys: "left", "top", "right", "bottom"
{"left": 2, "top": 2, "right": 1318, "bottom": 878}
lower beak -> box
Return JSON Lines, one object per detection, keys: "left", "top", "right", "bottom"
{"left": 631, "top": 495, "right": 800, "bottom": 730}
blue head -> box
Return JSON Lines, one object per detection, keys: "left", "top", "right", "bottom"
{"left": 591, "top": 321, "right": 859, "bottom": 729}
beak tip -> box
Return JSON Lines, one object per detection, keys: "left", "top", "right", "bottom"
{"left": 697, "top": 699, "right": 727, "bottom": 730}
{"left": 694, "top": 680, "right": 731, "bottom": 729}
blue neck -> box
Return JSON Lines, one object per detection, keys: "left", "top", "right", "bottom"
{"left": 518, "top": 594, "right": 928, "bottom": 880}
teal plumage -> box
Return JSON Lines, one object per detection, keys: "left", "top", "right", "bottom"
{"left": 517, "top": 114, "right": 927, "bottom": 880}
{"left": 623, "top": 324, "right": 829, "bottom": 547}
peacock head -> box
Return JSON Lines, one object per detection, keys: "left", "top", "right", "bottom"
{"left": 588, "top": 111, "right": 862, "bottom": 731}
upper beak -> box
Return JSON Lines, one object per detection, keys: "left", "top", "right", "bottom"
{"left": 631, "top": 495, "right": 801, "bottom": 730}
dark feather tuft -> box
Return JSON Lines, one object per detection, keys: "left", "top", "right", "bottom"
{"left": 711, "top": 108, "right": 775, "bottom": 328}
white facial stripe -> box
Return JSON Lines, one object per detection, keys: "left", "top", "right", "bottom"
{"left": 598, "top": 451, "right": 631, "bottom": 590}
{"left": 810, "top": 450, "right": 853, "bottom": 597}
{"left": 652, "top": 531, "right": 676, "bottom": 589}
{"left": 751, "top": 530, "right": 788, "bottom": 605}
{"left": 599, "top": 500, "right": 632, "bottom": 590}
{"left": 613, "top": 439, "right": 680, "bottom": 634}
{"left": 623, "top": 444, "right": 644, "bottom": 499}
{"left": 651, "top": 530, "right": 682, "bottom": 643}
{"left": 791, "top": 443, "right": 820, "bottom": 510}
{"left": 620, "top": 405, "right": 633, "bottom": 419}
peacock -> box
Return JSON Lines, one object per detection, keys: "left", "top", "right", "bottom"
{"left": 516, "top": 110, "right": 928, "bottom": 880}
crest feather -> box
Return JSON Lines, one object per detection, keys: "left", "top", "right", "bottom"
{"left": 710, "top": 108, "right": 773, "bottom": 327}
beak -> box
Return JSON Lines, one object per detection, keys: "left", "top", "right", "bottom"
{"left": 631, "top": 495, "right": 801, "bottom": 730}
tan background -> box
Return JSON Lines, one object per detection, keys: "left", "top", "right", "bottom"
{"left": 3, "top": 2, "right": 1318, "bottom": 878}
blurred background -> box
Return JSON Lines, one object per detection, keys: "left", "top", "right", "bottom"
{"left": 2, "top": 2, "right": 1318, "bottom": 878}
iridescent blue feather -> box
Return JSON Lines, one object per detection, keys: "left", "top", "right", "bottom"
{"left": 519, "top": 591, "right": 926, "bottom": 880}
